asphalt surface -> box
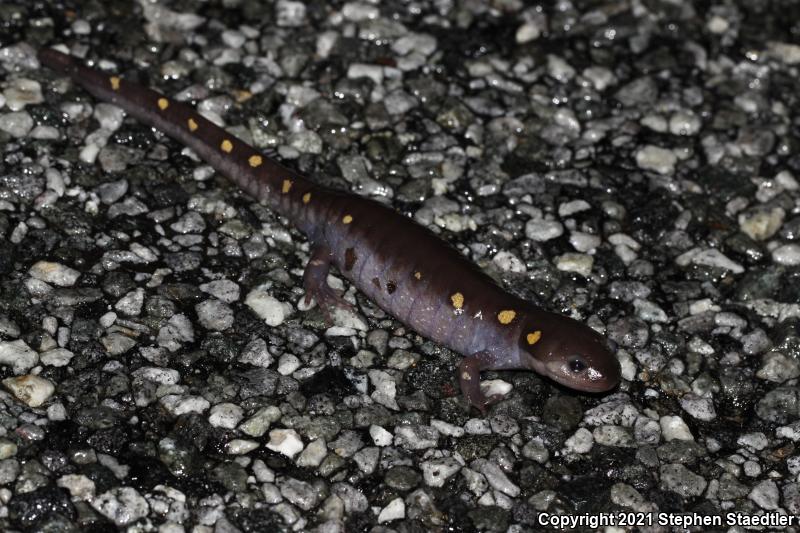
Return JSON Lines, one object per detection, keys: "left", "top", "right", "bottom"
{"left": 0, "top": 1, "right": 799, "bottom": 531}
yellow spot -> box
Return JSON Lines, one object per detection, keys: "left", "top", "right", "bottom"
{"left": 157, "top": 98, "right": 169, "bottom": 110}
{"left": 188, "top": 118, "right": 198, "bottom": 131}
{"left": 248, "top": 155, "right": 262, "bottom": 168}
{"left": 282, "top": 179, "right": 293, "bottom": 193}
{"left": 414, "top": 271, "right": 422, "bottom": 280}
{"left": 110, "top": 76, "right": 121, "bottom": 90}
{"left": 302, "top": 192, "right": 311, "bottom": 204}
{"left": 342, "top": 214, "right": 353, "bottom": 224}
{"left": 526, "top": 331, "right": 542, "bottom": 345}
{"left": 221, "top": 139, "right": 233, "bottom": 153}
{"left": 450, "top": 292, "right": 464, "bottom": 309}
{"left": 497, "top": 310, "right": 516, "bottom": 324}
{"left": 462, "top": 371, "right": 471, "bottom": 381}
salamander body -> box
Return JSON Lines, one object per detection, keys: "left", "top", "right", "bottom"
{"left": 38, "top": 48, "right": 621, "bottom": 412}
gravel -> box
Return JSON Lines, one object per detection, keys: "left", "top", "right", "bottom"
{"left": 0, "top": 1, "right": 799, "bottom": 531}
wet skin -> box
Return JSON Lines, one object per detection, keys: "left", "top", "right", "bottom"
{"left": 38, "top": 48, "right": 621, "bottom": 413}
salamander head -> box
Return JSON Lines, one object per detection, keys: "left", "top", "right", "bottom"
{"left": 518, "top": 314, "right": 621, "bottom": 392}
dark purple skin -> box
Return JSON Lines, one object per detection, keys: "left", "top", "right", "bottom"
{"left": 38, "top": 48, "right": 621, "bottom": 413}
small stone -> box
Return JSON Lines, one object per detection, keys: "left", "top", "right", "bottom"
{"left": 0, "top": 340, "right": 38, "bottom": 374}
{"left": 226, "top": 439, "right": 259, "bottom": 455}
{"left": 29, "top": 261, "right": 80, "bottom": 287}
{"left": 296, "top": 438, "right": 326, "bottom": 467}
{"left": 160, "top": 395, "right": 210, "bottom": 416}
{"left": 209, "top": 403, "right": 244, "bottom": 429}
{"left": 39, "top": 348, "right": 74, "bottom": 367}
{"left": 525, "top": 219, "right": 564, "bottom": 241}
{"left": 369, "top": 425, "right": 393, "bottom": 446}
{"left": 635, "top": 145, "right": 677, "bottom": 175}
{"left": 378, "top": 497, "right": 405, "bottom": 523}
{"left": 516, "top": 21, "right": 541, "bottom": 43}
{"left": 555, "top": 253, "right": 594, "bottom": 277}
{"left": 266, "top": 429, "right": 304, "bottom": 459}
{"left": 279, "top": 477, "right": 320, "bottom": 511}
{"left": 239, "top": 406, "right": 281, "bottom": 437}
{"left": 757, "top": 351, "right": 800, "bottom": 382}
{"left": 679, "top": 394, "right": 716, "bottom": 421}
{"left": 199, "top": 279, "right": 240, "bottom": 303}
{"left": 660, "top": 464, "right": 707, "bottom": 497}
{"left": 558, "top": 199, "right": 591, "bottom": 217}
{"left": 195, "top": 299, "right": 234, "bottom": 331}
{"left": 394, "top": 425, "right": 438, "bottom": 450}
{"left": 277, "top": 353, "right": 301, "bottom": 375}
{"left": 0, "top": 111, "right": 34, "bottom": 137}
{"left": 772, "top": 244, "right": 800, "bottom": 266}
{"left": 238, "top": 338, "right": 273, "bottom": 368}
{"left": 57, "top": 474, "right": 96, "bottom": 500}
{"left": 420, "top": 457, "right": 462, "bottom": 487}
{"left": 91, "top": 487, "right": 149, "bottom": 526}
{"left": 0, "top": 439, "right": 18, "bottom": 459}
{"left": 676, "top": 248, "right": 744, "bottom": 274}
{"left": 660, "top": 415, "right": 694, "bottom": 441}
{"left": 738, "top": 207, "right": 785, "bottom": 241}
{"left": 564, "top": 428, "right": 594, "bottom": 454}
{"left": 668, "top": 111, "right": 701, "bottom": 136}
{"left": 245, "top": 289, "right": 291, "bottom": 326}
{"left": 3, "top": 79, "right": 43, "bottom": 110}
{"left": 633, "top": 299, "right": 669, "bottom": 323}
{"left": 275, "top": 0, "right": 306, "bottom": 27}
{"left": 115, "top": 288, "right": 144, "bottom": 316}
{"left": 477, "top": 460, "right": 520, "bottom": 497}
{"left": 3, "top": 375, "right": 55, "bottom": 407}
{"left": 749, "top": 479, "right": 780, "bottom": 510}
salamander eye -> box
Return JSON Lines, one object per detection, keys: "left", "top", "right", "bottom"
{"left": 569, "top": 357, "right": 587, "bottom": 373}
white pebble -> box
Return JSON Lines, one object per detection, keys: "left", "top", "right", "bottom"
{"left": 660, "top": 415, "right": 694, "bottom": 441}
{"left": 679, "top": 394, "right": 716, "bottom": 421}
{"left": 676, "top": 248, "right": 744, "bottom": 274}
{"left": 564, "top": 427, "right": 594, "bottom": 454}
{"left": 227, "top": 439, "right": 259, "bottom": 455}
{"left": 738, "top": 207, "right": 785, "bottom": 241}
{"left": 0, "top": 339, "right": 38, "bottom": 374}
{"left": 635, "top": 145, "right": 677, "bottom": 175}
{"left": 369, "top": 425, "right": 393, "bottom": 446}
{"left": 209, "top": 403, "right": 244, "bottom": 429}
{"left": 277, "top": 353, "right": 301, "bottom": 376}
{"left": 3, "top": 375, "right": 55, "bottom": 407}
{"left": 525, "top": 219, "right": 564, "bottom": 241}
{"left": 266, "top": 429, "right": 304, "bottom": 459}
{"left": 555, "top": 253, "right": 594, "bottom": 277}
{"left": 245, "top": 289, "right": 291, "bottom": 326}
{"left": 160, "top": 395, "right": 210, "bottom": 416}
{"left": 39, "top": 348, "right": 74, "bottom": 367}
{"left": 0, "top": 111, "right": 34, "bottom": 137}
{"left": 29, "top": 260, "right": 80, "bottom": 287}
{"left": 668, "top": 111, "right": 701, "bottom": 136}
{"left": 558, "top": 199, "right": 591, "bottom": 217}
{"left": 772, "top": 244, "right": 800, "bottom": 266}
{"left": 195, "top": 299, "right": 234, "bottom": 331}
{"left": 378, "top": 497, "right": 405, "bottom": 523}
{"left": 3, "top": 79, "right": 43, "bottom": 111}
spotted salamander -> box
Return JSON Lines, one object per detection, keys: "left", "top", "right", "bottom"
{"left": 39, "top": 48, "right": 621, "bottom": 413}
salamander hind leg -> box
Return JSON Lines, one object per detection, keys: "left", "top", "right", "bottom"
{"left": 303, "top": 245, "right": 356, "bottom": 324}
{"left": 458, "top": 352, "right": 506, "bottom": 415}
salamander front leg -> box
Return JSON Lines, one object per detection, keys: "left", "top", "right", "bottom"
{"left": 303, "top": 245, "right": 356, "bottom": 324}
{"left": 458, "top": 352, "right": 505, "bottom": 415}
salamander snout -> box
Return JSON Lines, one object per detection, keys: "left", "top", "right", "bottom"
{"left": 544, "top": 345, "right": 621, "bottom": 392}
{"left": 520, "top": 315, "right": 621, "bottom": 392}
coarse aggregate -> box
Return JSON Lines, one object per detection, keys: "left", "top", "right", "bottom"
{"left": 0, "top": 0, "right": 800, "bottom": 531}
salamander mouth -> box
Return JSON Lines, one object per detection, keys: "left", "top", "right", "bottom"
{"left": 545, "top": 361, "right": 620, "bottom": 392}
